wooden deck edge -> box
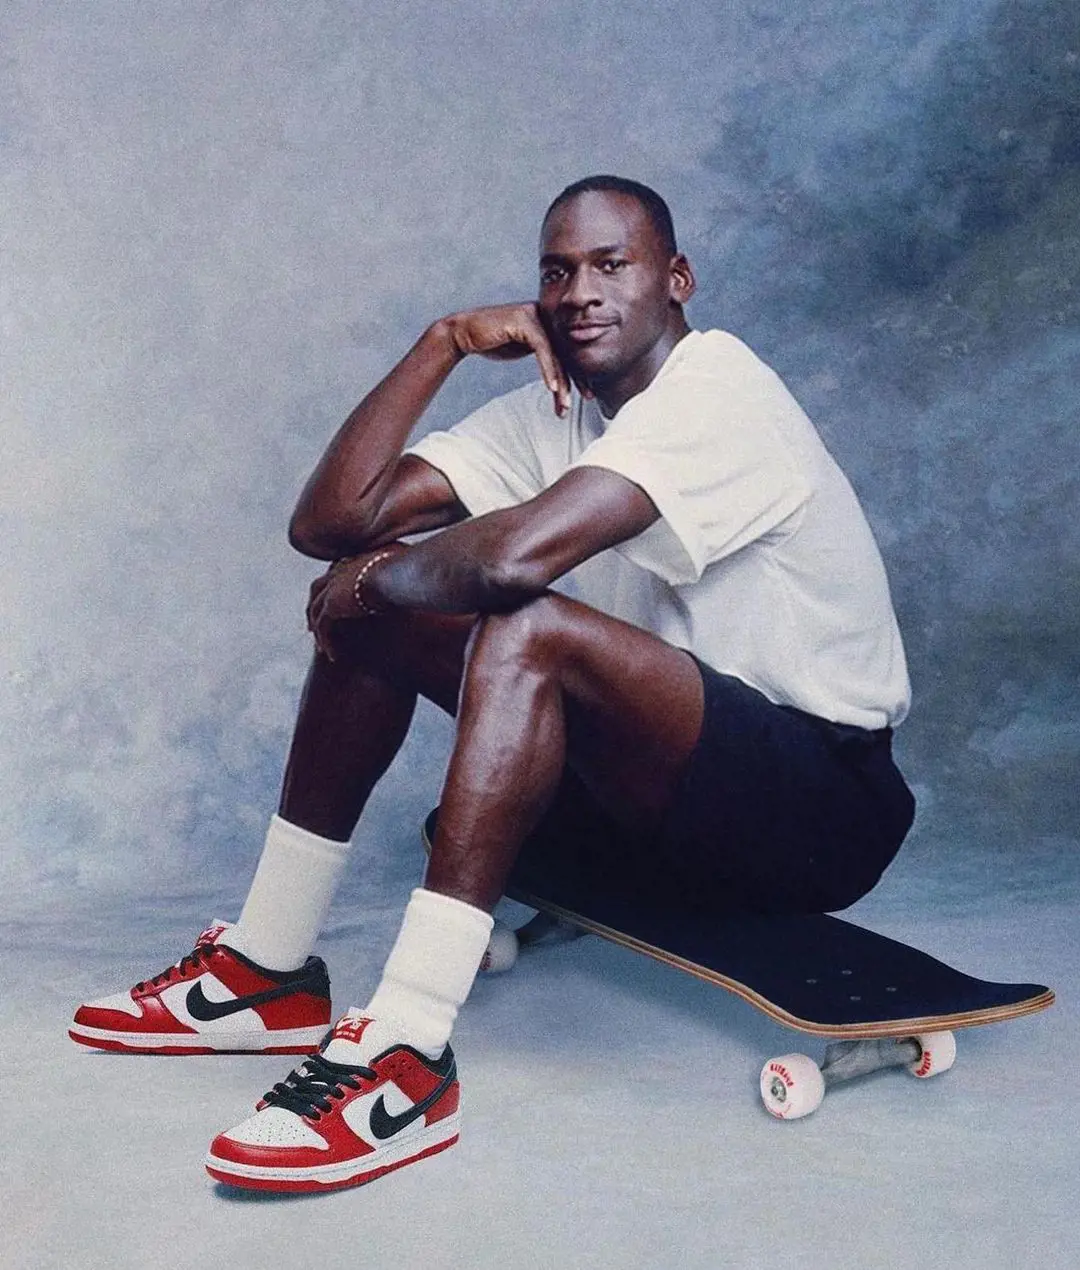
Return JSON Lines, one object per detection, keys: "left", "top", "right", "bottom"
{"left": 516, "top": 891, "right": 1057, "bottom": 1039}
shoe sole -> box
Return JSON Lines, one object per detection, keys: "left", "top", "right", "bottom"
{"left": 68, "top": 1023, "right": 327, "bottom": 1055}
{"left": 205, "top": 1113, "right": 461, "bottom": 1192}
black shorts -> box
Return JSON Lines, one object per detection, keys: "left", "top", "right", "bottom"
{"left": 506, "top": 657, "right": 916, "bottom": 917}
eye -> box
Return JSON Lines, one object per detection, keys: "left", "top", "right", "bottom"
{"left": 540, "top": 266, "right": 566, "bottom": 285}
{"left": 598, "top": 259, "right": 627, "bottom": 274}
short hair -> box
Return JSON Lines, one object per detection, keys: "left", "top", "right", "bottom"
{"left": 542, "top": 175, "right": 678, "bottom": 257}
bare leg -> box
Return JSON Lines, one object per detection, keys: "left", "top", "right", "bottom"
{"left": 257, "top": 589, "right": 703, "bottom": 1058}
{"left": 277, "top": 608, "right": 473, "bottom": 841}
{"left": 272, "top": 586, "right": 701, "bottom": 914}
{"left": 426, "top": 592, "right": 704, "bottom": 910}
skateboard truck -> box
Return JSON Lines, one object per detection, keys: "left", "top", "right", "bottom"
{"left": 760, "top": 1031, "right": 959, "bottom": 1120}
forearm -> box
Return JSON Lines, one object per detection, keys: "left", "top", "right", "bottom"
{"left": 364, "top": 514, "right": 547, "bottom": 615}
{"left": 356, "top": 467, "right": 659, "bottom": 616}
{"left": 289, "top": 320, "right": 461, "bottom": 557}
{"left": 290, "top": 301, "right": 570, "bottom": 560}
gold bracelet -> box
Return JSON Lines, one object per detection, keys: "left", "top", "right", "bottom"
{"left": 353, "top": 551, "right": 395, "bottom": 616}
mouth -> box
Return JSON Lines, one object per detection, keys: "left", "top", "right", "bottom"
{"left": 562, "top": 321, "right": 617, "bottom": 346}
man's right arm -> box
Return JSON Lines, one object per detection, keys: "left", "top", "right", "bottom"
{"left": 289, "top": 308, "right": 571, "bottom": 560}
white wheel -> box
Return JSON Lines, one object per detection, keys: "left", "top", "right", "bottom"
{"left": 479, "top": 921, "right": 519, "bottom": 974}
{"left": 907, "top": 1031, "right": 957, "bottom": 1078}
{"left": 760, "top": 1053, "right": 826, "bottom": 1120}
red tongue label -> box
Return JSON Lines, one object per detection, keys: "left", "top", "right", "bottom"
{"left": 195, "top": 924, "right": 227, "bottom": 948}
{"left": 332, "top": 1015, "right": 372, "bottom": 1043}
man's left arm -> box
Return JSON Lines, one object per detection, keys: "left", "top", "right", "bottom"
{"left": 369, "top": 465, "right": 659, "bottom": 613}
{"left": 306, "top": 466, "right": 658, "bottom": 649}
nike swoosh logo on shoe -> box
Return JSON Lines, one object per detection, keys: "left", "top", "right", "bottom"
{"left": 368, "top": 1065, "right": 457, "bottom": 1141}
{"left": 185, "top": 980, "right": 309, "bottom": 1022}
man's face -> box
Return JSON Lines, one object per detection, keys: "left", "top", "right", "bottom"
{"left": 537, "top": 190, "right": 688, "bottom": 393}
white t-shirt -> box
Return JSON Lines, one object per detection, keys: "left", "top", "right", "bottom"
{"left": 407, "top": 329, "right": 911, "bottom": 730}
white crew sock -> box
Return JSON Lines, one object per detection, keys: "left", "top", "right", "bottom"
{"left": 361, "top": 888, "right": 495, "bottom": 1058}
{"left": 219, "top": 814, "right": 351, "bottom": 972}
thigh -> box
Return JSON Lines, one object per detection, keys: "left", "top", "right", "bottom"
{"left": 482, "top": 592, "right": 706, "bottom": 832}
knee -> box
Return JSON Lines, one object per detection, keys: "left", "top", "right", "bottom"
{"left": 315, "top": 607, "right": 402, "bottom": 666}
{"left": 465, "top": 594, "right": 567, "bottom": 681}
{"left": 313, "top": 596, "right": 459, "bottom": 674}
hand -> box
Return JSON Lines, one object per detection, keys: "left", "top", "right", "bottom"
{"left": 305, "top": 548, "right": 400, "bottom": 660}
{"left": 443, "top": 303, "right": 572, "bottom": 416}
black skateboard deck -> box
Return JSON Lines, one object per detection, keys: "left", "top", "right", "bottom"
{"left": 420, "top": 810, "right": 1054, "bottom": 1039}
{"left": 500, "top": 890, "right": 1053, "bottom": 1038}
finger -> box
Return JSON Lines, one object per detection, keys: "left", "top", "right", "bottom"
{"left": 523, "top": 305, "right": 572, "bottom": 414}
{"left": 316, "top": 617, "right": 337, "bottom": 663}
{"left": 309, "top": 594, "right": 327, "bottom": 642}
{"left": 312, "top": 617, "right": 334, "bottom": 662}
{"left": 525, "top": 323, "right": 571, "bottom": 417}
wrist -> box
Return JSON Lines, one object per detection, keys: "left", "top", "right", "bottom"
{"left": 424, "top": 316, "right": 467, "bottom": 367}
{"left": 352, "top": 550, "right": 396, "bottom": 617}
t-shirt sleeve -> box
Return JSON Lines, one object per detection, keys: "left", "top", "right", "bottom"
{"left": 567, "top": 370, "right": 811, "bottom": 586}
{"left": 405, "top": 382, "right": 550, "bottom": 516}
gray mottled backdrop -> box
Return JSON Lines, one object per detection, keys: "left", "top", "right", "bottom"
{"left": 3, "top": 0, "right": 1078, "bottom": 904}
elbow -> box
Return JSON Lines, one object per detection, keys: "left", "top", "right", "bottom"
{"left": 287, "top": 518, "right": 331, "bottom": 561}
{"left": 287, "top": 508, "right": 331, "bottom": 559}
{"left": 287, "top": 508, "right": 361, "bottom": 561}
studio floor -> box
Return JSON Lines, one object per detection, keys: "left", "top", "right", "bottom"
{"left": 2, "top": 830, "right": 1075, "bottom": 1270}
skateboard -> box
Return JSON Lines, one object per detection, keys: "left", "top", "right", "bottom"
{"left": 420, "top": 811, "right": 1054, "bottom": 1119}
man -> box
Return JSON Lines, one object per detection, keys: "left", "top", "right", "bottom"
{"left": 71, "top": 176, "right": 915, "bottom": 1193}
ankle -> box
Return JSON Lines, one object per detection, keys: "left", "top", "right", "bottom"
{"left": 364, "top": 889, "right": 494, "bottom": 1057}
{"left": 226, "top": 816, "right": 351, "bottom": 971}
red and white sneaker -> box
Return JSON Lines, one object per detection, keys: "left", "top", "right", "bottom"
{"left": 205, "top": 1012, "right": 461, "bottom": 1192}
{"left": 69, "top": 921, "right": 332, "bottom": 1055}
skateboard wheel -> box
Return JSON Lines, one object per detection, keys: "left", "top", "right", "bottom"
{"left": 760, "top": 1053, "right": 825, "bottom": 1120}
{"left": 907, "top": 1031, "right": 957, "bottom": 1078}
{"left": 479, "top": 920, "right": 519, "bottom": 974}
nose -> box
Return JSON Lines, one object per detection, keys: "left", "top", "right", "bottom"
{"left": 561, "top": 265, "right": 603, "bottom": 310}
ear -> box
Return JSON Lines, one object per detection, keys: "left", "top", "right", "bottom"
{"left": 668, "top": 253, "right": 696, "bottom": 306}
